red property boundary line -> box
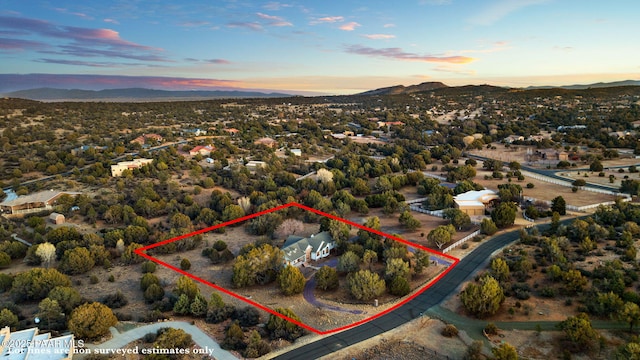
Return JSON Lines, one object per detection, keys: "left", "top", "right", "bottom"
{"left": 135, "top": 202, "right": 460, "bottom": 335}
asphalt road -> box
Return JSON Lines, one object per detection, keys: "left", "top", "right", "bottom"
{"left": 272, "top": 227, "right": 524, "bottom": 360}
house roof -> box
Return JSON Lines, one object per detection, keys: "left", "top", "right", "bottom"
{"left": 283, "top": 231, "right": 333, "bottom": 262}
{"left": 0, "top": 190, "right": 80, "bottom": 208}
{"left": 454, "top": 189, "right": 499, "bottom": 208}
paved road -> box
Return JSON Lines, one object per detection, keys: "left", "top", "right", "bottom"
{"left": 272, "top": 226, "right": 525, "bottom": 360}
{"left": 84, "top": 321, "right": 238, "bottom": 360}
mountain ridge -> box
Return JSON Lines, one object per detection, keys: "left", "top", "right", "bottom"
{"left": 2, "top": 87, "right": 294, "bottom": 101}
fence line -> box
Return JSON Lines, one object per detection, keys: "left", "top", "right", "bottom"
{"left": 442, "top": 230, "right": 481, "bottom": 254}
{"left": 521, "top": 170, "right": 631, "bottom": 199}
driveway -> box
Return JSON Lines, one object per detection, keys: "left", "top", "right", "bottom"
{"left": 84, "top": 321, "right": 238, "bottom": 360}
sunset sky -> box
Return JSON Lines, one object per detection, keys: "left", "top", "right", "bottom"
{"left": 1, "top": 0, "right": 639, "bottom": 94}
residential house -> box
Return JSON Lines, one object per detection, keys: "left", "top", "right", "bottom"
{"left": 0, "top": 190, "right": 81, "bottom": 216}
{"left": 283, "top": 231, "right": 336, "bottom": 267}
{"left": 189, "top": 145, "right": 215, "bottom": 156}
{"left": 254, "top": 137, "right": 277, "bottom": 148}
{"left": 130, "top": 134, "right": 163, "bottom": 146}
{"left": 245, "top": 160, "right": 267, "bottom": 172}
{"left": 183, "top": 128, "right": 207, "bottom": 137}
{"left": 110, "top": 158, "right": 153, "bottom": 177}
{"left": 224, "top": 128, "right": 240, "bottom": 136}
{"left": 0, "top": 326, "right": 74, "bottom": 359}
{"left": 453, "top": 190, "right": 499, "bottom": 216}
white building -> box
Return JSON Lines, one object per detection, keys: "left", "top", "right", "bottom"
{"left": 0, "top": 326, "right": 74, "bottom": 359}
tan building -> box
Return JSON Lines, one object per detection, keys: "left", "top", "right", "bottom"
{"left": 254, "top": 137, "right": 277, "bottom": 148}
{"left": 454, "top": 190, "right": 499, "bottom": 216}
{"left": 49, "top": 212, "right": 65, "bottom": 224}
{"left": 0, "top": 190, "right": 80, "bottom": 216}
{"left": 110, "top": 158, "right": 153, "bottom": 177}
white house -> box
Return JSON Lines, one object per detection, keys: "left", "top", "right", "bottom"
{"left": 283, "top": 231, "right": 335, "bottom": 267}
{"left": 453, "top": 189, "right": 499, "bottom": 216}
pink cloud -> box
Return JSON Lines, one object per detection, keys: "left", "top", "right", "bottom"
{"left": 317, "top": 16, "right": 344, "bottom": 23}
{"left": 339, "top": 22, "right": 360, "bottom": 31}
{"left": 256, "top": 12, "right": 293, "bottom": 27}
{"left": 362, "top": 34, "right": 395, "bottom": 40}
{"left": 345, "top": 44, "right": 476, "bottom": 64}
{"left": 0, "top": 15, "right": 166, "bottom": 61}
{"left": 227, "top": 22, "right": 263, "bottom": 31}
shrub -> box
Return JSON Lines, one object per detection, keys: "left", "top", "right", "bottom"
{"left": 484, "top": 323, "right": 498, "bottom": 335}
{"left": 108, "top": 274, "right": 115, "bottom": 282}
{"left": 90, "top": 275, "right": 99, "bottom": 284}
{"left": 233, "top": 306, "right": 261, "bottom": 327}
{"left": 141, "top": 261, "right": 157, "bottom": 273}
{"left": 101, "top": 290, "right": 128, "bottom": 308}
{"left": 441, "top": 324, "right": 459, "bottom": 337}
{"left": 180, "top": 258, "right": 191, "bottom": 271}
{"left": 526, "top": 183, "right": 535, "bottom": 189}
{"left": 206, "top": 305, "right": 236, "bottom": 324}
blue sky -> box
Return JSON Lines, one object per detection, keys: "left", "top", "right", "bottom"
{"left": 1, "top": 0, "right": 639, "bottom": 94}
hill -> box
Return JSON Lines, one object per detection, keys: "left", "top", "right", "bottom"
{"left": 526, "top": 80, "right": 640, "bottom": 90}
{"left": 357, "top": 82, "right": 449, "bottom": 96}
{"left": 2, "top": 87, "right": 293, "bottom": 101}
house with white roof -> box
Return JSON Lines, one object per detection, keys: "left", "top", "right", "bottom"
{"left": 0, "top": 326, "right": 74, "bottom": 359}
{"left": 453, "top": 189, "right": 499, "bottom": 216}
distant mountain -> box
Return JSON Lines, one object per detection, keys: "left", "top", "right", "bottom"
{"left": 2, "top": 87, "right": 293, "bottom": 101}
{"left": 526, "top": 80, "right": 640, "bottom": 90}
{"left": 358, "top": 82, "right": 449, "bottom": 96}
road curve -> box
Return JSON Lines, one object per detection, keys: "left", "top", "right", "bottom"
{"left": 272, "top": 227, "right": 525, "bottom": 360}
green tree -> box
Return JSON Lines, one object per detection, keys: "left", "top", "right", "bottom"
{"left": 384, "top": 258, "right": 411, "bottom": 282}
{"left": 337, "top": 251, "right": 361, "bottom": 273}
{"left": 58, "top": 247, "right": 95, "bottom": 275}
{"left": 140, "top": 273, "right": 160, "bottom": 291}
{"left": 143, "top": 283, "right": 165, "bottom": 303}
{"left": 153, "top": 327, "right": 194, "bottom": 352}
{"left": 590, "top": 159, "right": 603, "bottom": 172}
{"left": 551, "top": 196, "right": 567, "bottom": 215}
{"left": 491, "top": 202, "right": 517, "bottom": 228}
{"left": 490, "top": 258, "right": 510, "bottom": 283}
{"left": 492, "top": 342, "right": 518, "bottom": 360}
{"left": 245, "top": 330, "right": 271, "bottom": 358}
{"left": 278, "top": 265, "right": 306, "bottom": 296}
{"left": 460, "top": 275, "right": 505, "bottom": 318}
{"left": 315, "top": 266, "right": 339, "bottom": 291}
{"left": 398, "top": 210, "right": 421, "bottom": 231}
{"left": 347, "top": 269, "right": 386, "bottom": 301}
{"left": 174, "top": 275, "right": 199, "bottom": 300}
{"left": 189, "top": 293, "right": 209, "bottom": 317}
{"left": 37, "top": 298, "right": 65, "bottom": 330}
{"left": 222, "top": 204, "right": 246, "bottom": 222}
{"left": 557, "top": 313, "right": 598, "bottom": 352}
{"left": 48, "top": 286, "right": 82, "bottom": 313}
{"left": 266, "top": 308, "right": 305, "bottom": 341}
{"left": 443, "top": 208, "right": 471, "bottom": 231}
{"left": 481, "top": 218, "right": 498, "bottom": 235}
{"left": 68, "top": 302, "right": 118, "bottom": 340}
{"left": 563, "top": 269, "right": 587, "bottom": 295}
{"left": 232, "top": 243, "right": 283, "bottom": 287}
{"left": 222, "top": 321, "right": 246, "bottom": 351}
{"left": 173, "top": 293, "right": 192, "bottom": 315}
{"left": 0, "top": 308, "right": 18, "bottom": 329}
{"left": 428, "top": 225, "right": 455, "bottom": 249}
{"left": 11, "top": 268, "right": 71, "bottom": 301}
{"left": 618, "top": 302, "right": 640, "bottom": 332}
